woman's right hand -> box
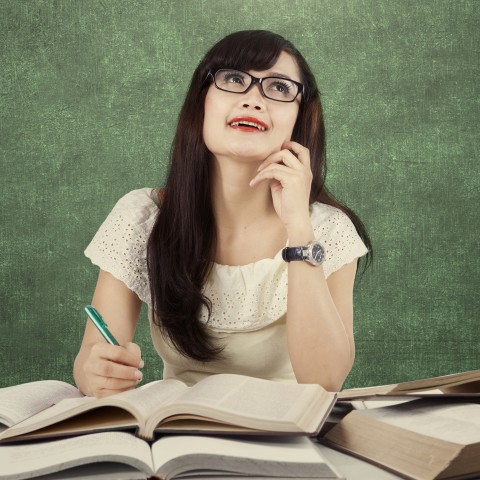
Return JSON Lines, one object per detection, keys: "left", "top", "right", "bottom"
{"left": 73, "top": 269, "right": 144, "bottom": 397}
{"left": 81, "top": 341, "right": 144, "bottom": 398}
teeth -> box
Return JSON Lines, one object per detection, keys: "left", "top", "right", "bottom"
{"left": 230, "top": 121, "right": 266, "bottom": 131}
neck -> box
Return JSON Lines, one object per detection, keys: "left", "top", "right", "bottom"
{"left": 211, "top": 155, "right": 275, "bottom": 230}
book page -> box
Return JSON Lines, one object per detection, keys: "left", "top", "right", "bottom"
{"left": 338, "top": 384, "right": 397, "bottom": 398}
{"left": 0, "top": 379, "right": 187, "bottom": 441}
{"left": 0, "top": 396, "right": 101, "bottom": 440}
{"left": 151, "top": 435, "right": 340, "bottom": 478}
{"left": 180, "top": 374, "right": 319, "bottom": 418}
{"left": 0, "top": 431, "right": 153, "bottom": 478}
{"left": 360, "top": 400, "right": 480, "bottom": 445}
{"left": 24, "top": 463, "right": 147, "bottom": 480}
{"left": 113, "top": 378, "right": 188, "bottom": 419}
{"left": 392, "top": 370, "right": 480, "bottom": 392}
{"left": 339, "top": 369, "right": 480, "bottom": 398}
{"left": 0, "top": 380, "right": 82, "bottom": 427}
{"left": 156, "top": 374, "right": 325, "bottom": 431}
{"left": 350, "top": 398, "right": 415, "bottom": 410}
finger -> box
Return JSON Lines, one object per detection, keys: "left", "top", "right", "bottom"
{"left": 282, "top": 141, "right": 311, "bottom": 167}
{"left": 98, "top": 371, "right": 142, "bottom": 390}
{"left": 92, "top": 377, "right": 140, "bottom": 395}
{"left": 250, "top": 165, "right": 293, "bottom": 187}
{"left": 125, "top": 342, "right": 144, "bottom": 368}
{"left": 92, "top": 343, "right": 143, "bottom": 368}
{"left": 95, "top": 359, "right": 143, "bottom": 382}
{"left": 257, "top": 149, "right": 301, "bottom": 172}
{"left": 86, "top": 365, "right": 141, "bottom": 397}
{"left": 94, "top": 386, "right": 136, "bottom": 398}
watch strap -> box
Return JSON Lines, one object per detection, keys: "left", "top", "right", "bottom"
{"left": 282, "top": 246, "right": 306, "bottom": 262}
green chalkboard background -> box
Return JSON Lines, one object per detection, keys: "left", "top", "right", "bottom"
{"left": 1, "top": 1, "right": 478, "bottom": 389}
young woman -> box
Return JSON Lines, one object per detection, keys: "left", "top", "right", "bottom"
{"left": 74, "top": 30, "right": 371, "bottom": 397}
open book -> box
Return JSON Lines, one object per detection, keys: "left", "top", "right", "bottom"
{"left": 0, "top": 431, "right": 344, "bottom": 480}
{"left": 338, "top": 369, "right": 480, "bottom": 400}
{"left": 0, "top": 380, "right": 83, "bottom": 432}
{"left": 322, "top": 399, "right": 480, "bottom": 480}
{"left": 0, "top": 374, "right": 336, "bottom": 442}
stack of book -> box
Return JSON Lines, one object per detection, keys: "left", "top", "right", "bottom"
{"left": 0, "top": 370, "right": 479, "bottom": 479}
{"left": 0, "top": 373, "right": 341, "bottom": 480}
{"left": 321, "top": 369, "right": 480, "bottom": 480}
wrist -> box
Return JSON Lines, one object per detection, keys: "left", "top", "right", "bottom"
{"left": 286, "top": 224, "right": 315, "bottom": 246}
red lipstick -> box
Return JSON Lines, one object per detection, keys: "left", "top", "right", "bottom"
{"left": 229, "top": 116, "right": 269, "bottom": 132}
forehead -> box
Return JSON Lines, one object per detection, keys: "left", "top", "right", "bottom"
{"left": 247, "top": 51, "right": 301, "bottom": 81}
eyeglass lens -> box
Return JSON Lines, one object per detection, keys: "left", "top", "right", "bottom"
{"left": 214, "top": 69, "right": 299, "bottom": 102}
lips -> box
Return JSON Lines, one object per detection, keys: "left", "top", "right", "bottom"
{"left": 228, "top": 116, "right": 269, "bottom": 132}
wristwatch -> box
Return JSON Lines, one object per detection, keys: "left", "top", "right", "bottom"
{"left": 282, "top": 240, "right": 326, "bottom": 266}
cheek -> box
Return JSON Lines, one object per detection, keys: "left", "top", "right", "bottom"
{"left": 203, "top": 92, "right": 217, "bottom": 147}
{"left": 276, "top": 110, "right": 299, "bottom": 140}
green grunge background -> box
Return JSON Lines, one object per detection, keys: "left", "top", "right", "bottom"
{"left": 1, "top": 1, "right": 478, "bottom": 388}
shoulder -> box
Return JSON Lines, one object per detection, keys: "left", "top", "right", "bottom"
{"left": 102, "top": 187, "right": 161, "bottom": 233}
{"left": 84, "top": 188, "right": 160, "bottom": 306}
{"left": 112, "top": 188, "right": 160, "bottom": 218}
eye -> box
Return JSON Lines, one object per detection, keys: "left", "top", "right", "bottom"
{"left": 269, "top": 80, "right": 292, "bottom": 94}
{"left": 222, "top": 70, "right": 246, "bottom": 85}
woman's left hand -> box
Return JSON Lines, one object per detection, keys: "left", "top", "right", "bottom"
{"left": 249, "top": 140, "right": 312, "bottom": 232}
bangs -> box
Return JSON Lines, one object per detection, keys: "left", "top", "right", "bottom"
{"left": 200, "top": 30, "right": 290, "bottom": 76}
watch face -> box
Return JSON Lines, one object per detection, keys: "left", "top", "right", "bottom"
{"left": 310, "top": 242, "right": 325, "bottom": 265}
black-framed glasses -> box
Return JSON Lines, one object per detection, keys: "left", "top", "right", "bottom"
{"left": 210, "top": 69, "right": 304, "bottom": 103}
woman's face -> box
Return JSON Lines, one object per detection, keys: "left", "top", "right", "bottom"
{"left": 203, "top": 51, "right": 301, "bottom": 165}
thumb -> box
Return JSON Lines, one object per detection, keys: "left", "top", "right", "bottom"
{"left": 125, "top": 342, "right": 144, "bottom": 368}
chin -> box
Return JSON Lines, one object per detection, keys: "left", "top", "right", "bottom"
{"left": 228, "top": 142, "right": 278, "bottom": 162}
{"left": 231, "top": 150, "right": 271, "bottom": 163}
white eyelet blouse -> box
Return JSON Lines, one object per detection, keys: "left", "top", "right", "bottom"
{"left": 85, "top": 188, "right": 368, "bottom": 385}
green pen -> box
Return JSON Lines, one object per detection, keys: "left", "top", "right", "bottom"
{"left": 84, "top": 305, "right": 120, "bottom": 346}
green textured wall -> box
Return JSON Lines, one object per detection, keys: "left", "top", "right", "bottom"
{"left": 1, "top": 1, "right": 478, "bottom": 389}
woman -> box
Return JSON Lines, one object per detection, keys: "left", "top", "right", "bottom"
{"left": 74, "top": 30, "right": 371, "bottom": 397}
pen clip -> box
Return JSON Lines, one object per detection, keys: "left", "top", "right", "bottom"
{"left": 84, "top": 305, "right": 120, "bottom": 346}
{"left": 85, "top": 305, "right": 107, "bottom": 328}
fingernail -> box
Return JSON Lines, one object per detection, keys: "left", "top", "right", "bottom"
{"left": 134, "top": 370, "right": 143, "bottom": 380}
{"left": 139, "top": 360, "right": 144, "bottom": 368}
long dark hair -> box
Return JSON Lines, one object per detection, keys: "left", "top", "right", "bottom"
{"left": 147, "top": 30, "right": 372, "bottom": 362}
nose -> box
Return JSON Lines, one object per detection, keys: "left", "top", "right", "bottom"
{"left": 239, "top": 83, "right": 265, "bottom": 111}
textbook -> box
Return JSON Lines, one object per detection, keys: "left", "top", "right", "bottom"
{"left": 0, "top": 431, "right": 344, "bottom": 480}
{"left": 0, "top": 380, "right": 83, "bottom": 431}
{"left": 338, "top": 369, "right": 480, "bottom": 400}
{"left": 0, "top": 374, "right": 336, "bottom": 442}
{"left": 322, "top": 399, "right": 480, "bottom": 480}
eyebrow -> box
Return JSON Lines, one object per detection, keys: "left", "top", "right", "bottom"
{"left": 265, "top": 71, "right": 293, "bottom": 80}
{"left": 233, "top": 68, "right": 299, "bottom": 82}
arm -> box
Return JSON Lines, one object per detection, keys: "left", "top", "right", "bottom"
{"left": 250, "top": 141, "right": 359, "bottom": 390}
{"left": 73, "top": 269, "right": 144, "bottom": 397}
{"left": 286, "top": 226, "right": 357, "bottom": 390}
